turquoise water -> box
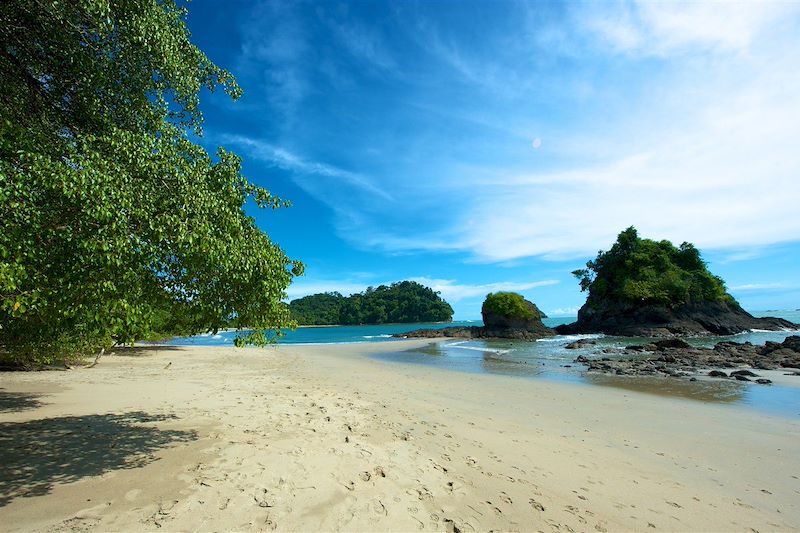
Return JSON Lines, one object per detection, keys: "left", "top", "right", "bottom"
{"left": 158, "top": 311, "right": 800, "bottom": 417}
{"left": 159, "top": 320, "right": 486, "bottom": 346}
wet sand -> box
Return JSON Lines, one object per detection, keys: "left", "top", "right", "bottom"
{"left": 1, "top": 341, "right": 799, "bottom": 531}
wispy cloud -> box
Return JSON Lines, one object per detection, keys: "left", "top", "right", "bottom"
{"left": 580, "top": 1, "right": 799, "bottom": 56}
{"left": 223, "top": 134, "right": 392, "bottom": 201}
{"left": 548, "top": 306, "right": 581, "bottom": 317}
{"left": 285, "top": 280, "right": 370, "bottom": 300}
{"left": 730, "top": 283, "right": 798, "bottom": 293}
{"left": 236, "top": 2, "right": 310, "bottom": 122}
{"left": 327, "top": 18, "right": 396, "bottom": 72}
{"left": 408, "top": 277, "right": 559, "bottom": 302}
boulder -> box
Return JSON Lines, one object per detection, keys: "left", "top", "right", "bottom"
{"left": 653, "top": 339, "right": 692, "bottom": 350}
{"left": 565, "top": 339, "right": 597, "bottom": 349}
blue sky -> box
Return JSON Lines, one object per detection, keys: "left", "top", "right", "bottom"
{"left": 186, "top": 0, "right": 800, "bottom": 319}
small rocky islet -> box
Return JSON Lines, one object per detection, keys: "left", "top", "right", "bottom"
{"left": 395, "top": 292, "right": 555, "bottom": 341}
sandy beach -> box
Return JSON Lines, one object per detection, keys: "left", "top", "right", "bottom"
{"left": 1, "top": 340, "right": 799, "bottom": 532}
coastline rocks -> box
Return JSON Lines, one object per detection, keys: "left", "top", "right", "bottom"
{"left": 556, "top": 300, "right": 797, "bottom": 337}
{"left": 395, "top": 325, "right": 553, "bottom": 341}
{"left": 574, "top": 335, "right": 800, "bottom": 381}
{"left": 565, "top": 339, "right": 597, "bottom": 349}
{"left": 395, "top": 295, "right": 555, "bottom": 341}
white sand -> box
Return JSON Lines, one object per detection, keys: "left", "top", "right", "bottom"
{"left": 1, "top": 341, "right": 799, "bottom": 532}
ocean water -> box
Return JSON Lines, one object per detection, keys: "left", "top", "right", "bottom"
{"left": 158, "top": 311, "right": 800, "bottom": 417}
{"left": 160, "top": 320, "right": 484, "bottom": 346}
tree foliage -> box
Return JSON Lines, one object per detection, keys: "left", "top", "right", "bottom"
{"left": 481, "top": 292, "right": 542, "bottom": 321}
{"left": 572, "top": 227, "right": 734, "bottom": 309}
{"left": 289, "top": 281, "right": 454, "bottom": 325}
{"left": 0, "top": 0, "right": 302, "bottom": 366}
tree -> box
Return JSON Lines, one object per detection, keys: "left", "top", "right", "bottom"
{"left": 0, "top": 0, "right": 302, "bottom": 366}
{"left": 572, "top": 227, "right": 733, "bottom": 309}
{"left": 482, "top": 292, "right": 541, "bottom": 321}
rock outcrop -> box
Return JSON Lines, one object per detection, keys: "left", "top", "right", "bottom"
{"left": 562, "top": 227, "right": 798, "bottom": 337}
{"left": 556, "top": 300, "right": 796, "bottom": 337}
{"left": 575, "top": 335, "right": 800, "bottom": 379}
{"left": 395, "top": 294, "right": 555, "bottom": 341}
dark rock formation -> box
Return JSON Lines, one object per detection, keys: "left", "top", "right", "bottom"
{"left": 395, "top": 325, "right": 553, "bottom": 341}
{"left": 556, "top": 300, "right": 796, "bottom": 337}
{"left": 575, "top": 335, "right": 800, "bottom": 381}
{"left": 395, "top": 295, "right": 555, "bottom": 341}
{"left": 565, "top": 339, "right": 596, "bottom": 349}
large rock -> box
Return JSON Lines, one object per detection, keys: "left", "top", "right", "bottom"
{"left": 556, "top": 300, "right": 796, "bottom": 337}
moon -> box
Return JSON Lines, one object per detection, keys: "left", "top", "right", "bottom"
{"left": 532, "top": 138, "right": 542, "bottom": 149}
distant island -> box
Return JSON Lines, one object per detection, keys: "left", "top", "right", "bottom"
{"left": 288, "top": 281, "right": 453, "bottom": 325}
{"left": 557, "top": 227, "right": 797, "bottom": 336}
{"left": 397, "top": 292, "right": 555, "bottom": 340}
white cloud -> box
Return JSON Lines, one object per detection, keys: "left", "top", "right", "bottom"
{"left": 237, "top": 2, "right": 310, "bottom": 121}
{"left": 408, "top": 277, "right": 558, "bottom": 302}
{"left": 548, "top": 306, "right": 581, "bottom": 317}
{"left": 328, "top": 19, "right": 396, "bottom": 71}
{"left": 222, "top": 134, "right": 392, "bottom": 201}
{"left": 285, "top": 280, "right": 369, "bottom": 300}
{"left": 581, "top": 1, "right": 799, "bottom": 56}
{"left": 730, "top": 283, "right": 797, "bottom": 293}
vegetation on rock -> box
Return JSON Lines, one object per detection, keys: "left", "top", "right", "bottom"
{"left": 289, "top": 281, "right": 453, "bottom": 325}
{"left": 572, "top": 227, "right": 734, "bottom": 310}
{"left": 1, "top": 0, "right": 301, "bottom": 366}
{"left": 482, "top": 292, "right": 544, "bottom": 321}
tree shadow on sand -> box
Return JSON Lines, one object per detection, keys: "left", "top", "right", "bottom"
{"left": 111, "top": 345, "right": 186, "bottom": 358}
{"left": 0, "top": 411, "right": 197, "bottom": 506}
{"left": 0, "top": 390, "right": 44, "bottom": 413}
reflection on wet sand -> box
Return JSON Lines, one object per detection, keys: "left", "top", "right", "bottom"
{"left": 581, "top": 373, "right": 746, "bottom": 404}
{"left": 480, "top": 353, "right": 545, "bottom": 376}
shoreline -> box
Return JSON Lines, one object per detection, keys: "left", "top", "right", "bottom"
{"left": 1, "top": 341, "right": 799, "bottom": 531}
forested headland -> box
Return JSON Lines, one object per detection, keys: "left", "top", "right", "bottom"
{"left": 288, "top": 281, "right": 453, "bottom": 325}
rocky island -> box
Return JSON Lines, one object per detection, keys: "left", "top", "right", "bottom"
{"left": 557, "top": 227, "right": 797, "bottom": 336}
{"left": 395, "top": 292, "right": 555, "bottom": 340}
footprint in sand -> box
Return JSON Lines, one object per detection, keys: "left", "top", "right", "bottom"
{"left": 360, "top": 471, "right": 372, "bottom": 482}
